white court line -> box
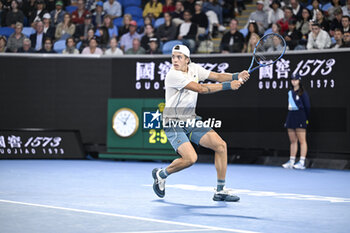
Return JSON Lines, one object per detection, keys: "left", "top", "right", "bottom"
{"left": 0, "top": 199, "right": 261, "bottom": 233}
{"left": 111, "top": 229, "right": 214, "bottom": 233}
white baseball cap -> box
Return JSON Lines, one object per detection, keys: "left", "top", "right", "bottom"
{"left": 172, "top": 44, "right": 190, "bottom": 58}
{"left": 43, "top": 13, "right": 51, "bottom": 19}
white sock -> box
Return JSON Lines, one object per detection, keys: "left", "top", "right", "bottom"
{"left": 299, "top": 157, "right": 305, "bottom": 166}
{"left": 290, "top": 157, "right": 296, "bottom": 164}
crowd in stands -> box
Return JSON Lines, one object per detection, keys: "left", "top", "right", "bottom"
{"left": 0, "top": 0, "right": 349, "bottom": 55}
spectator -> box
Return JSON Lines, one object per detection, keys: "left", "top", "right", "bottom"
{"left": 156, "top": 11, "right": 177, "bottom": 43}
{"left": 283, "top": 18, "right": 302, "bottom": 50}
{"left": 342, "top": 15, "right": 350, "bottom": 33}
{"left": 329, "top": 7, "right": 343, "bottom": 36}
{"left": 74, "top": 13, "right": 94, "bottom": 42}
{"left": 118, "top": 14, "right": 132, "bottom": 37}
{"left": 289, "top": 0, "right": 303, "bottom": 21}
{"left": 62, "top": 36, "right": 80, "bottom": 54}
{"left": 45, "top": 0, "right": 56, "bottom": 13}
{"left": 55, "top": 13, "right": 76, "bottom": 40}
{"left": 125, "top": 38, "right": 145, "bottom": 54}
{"left": 79, "top": 27, "right": 95, "bottom": 51}
{"left": 0, "top": 36, "right": 7, "bottom": 52}
{"left": 143, "top": 0, "right": 163, "bottom": 19}
{"left": 42, "top": 13, "right": 55, "bottom": 39}
{"left": 266, "top": 34, "right": 285, "bottom": 52}
{"left": 141, "top": 24, "right": 158, "bottom": 50}
{"left": 163, "top": 0, "right": 175, "bottom": 15}
{"left": 92, "top": 1, "right": 105, "bottom": 27}
{"left": 37, "top": 37, "right": 56, "bottom": 53}
{"left": 330, "top": 28, "right": 343, "bottom": 48}
{"left": 277, "top": 6, "right": 295, "bottom": 35}
{"left": 7, "top": 22, "right": 25, "bottom": 52}
{"left": 82, "top": 36, "right": 103, "bottom": 54}
{"left": 50, "top": 0, "right": 65, "bottom": 26}
{"left": 268, "top": 0, "right": 284, "bottom": 26}
{"left": 72, "top": 0, "right": 90, "bottom": 25}
{"left": 87, "top": 0, "right": 102, "bottom": 12}
{"left": 138, "top": 16, "right": 153, "bottom": 34}
{"left": 97, "top": 26, "right": 109, "bottom": 49}
{"left": 315, "top": 9, "right": 329, "bottom": 32}
{"left": 183, "top": 0, "right": 196, "bottom": 15}
{"left": 23, "top": 0, "right": 36, "bottom": 23}
{"left": 296, "top": 8, "right": 311, "bottom": 38}
{"left": 0, "top": 1, "right": 4, "bottom": 27}
{"left": 192, "top": 1, "right": 209, "bottom": 36}
{"left": 103, "top": 0, "right": 121, "bottom": 19}
{"left": 29, "top": 0, "right": 48, "bottom": 25}
{"left": 327, "top": 0, "right": 343, "bottom": 21}
{"left": 176, "top": 9, "right": 197, "bottom": 53}
{"left": 120, "top": 20, "right": 141, "bottom": 52}
{"left": 5, "top": 0, "right": 25, "bottom": 27}
{"left": 310, "top": 0, "right": 321, "bottom": 21}
{"left": 246, "top": 32, "right": 260, "bottom": 53}
{"left": 30, "top": 20, "right": 46, "bottom": 51}
{"left": 306, "top": 22, "right": 331, "bottom": 50}
{"left": 104, "top": 37, "right": 123, "bottom": 55}
{"left": 220, "top": 18, "right": 244, "bottom": 53}
{"left": 202, "top": 0, "right": 226, "bottom": 36}
{"left": 244, "top": 20, "right": 260, "bottom": 48}
{"left": 340, "top": 31, "right": 350, "bottom": 47}
{"left": 102, "top": 14, "right": 118, "bottom": 38}
{"left": 246, "top": 0, "right": 268, "bottom": 34}
{"left": 171, "top": 0, "right": 184, "bottom": 25}
{"left": 18, "top": 38, "right": 36, "bottom": 52}
{"left": 146, "top": 37, "right": 161, "bottom": 54}
{"left": 341, "top": 0, "right": 349, "bottom": 16}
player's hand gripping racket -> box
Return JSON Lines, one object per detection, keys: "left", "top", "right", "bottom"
{"left": 239, "top": 33, "right": 286, "bottom": 82}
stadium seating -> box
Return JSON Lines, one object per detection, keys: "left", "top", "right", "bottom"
{"left": 239, "top": 28, "right": 248, "bottom": 37}
{"left": 122, "top": 0, "right": 141, "bottom": 8}
{"left": 124, "top": 6, "right": 143, "bottom": 19}
{"left": 65, "top": 5, "right": 78, "bottom": 14}
{"left": 162, "top": 40, "right": 183, "bottom": 54}
{"left": 53, "top": 40, "right": 66, "bottom": 53}
{"left": 22, "top": 27, "right": 35, "bottom": 37}
{"left": 0, "top": 27, "right": 15, "bottom": 38}
{"left": 114, "top": 17, "right": 124, "bottom": 28}
{"left": 154, "top": 17, "right": 165, "bottom": 28}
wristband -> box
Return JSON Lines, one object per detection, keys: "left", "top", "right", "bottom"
{"left": 222, "top": 81, "right": 232, "bottom": 91}
{"left": 232, "top": 73, "right": 239, "bottom": 80}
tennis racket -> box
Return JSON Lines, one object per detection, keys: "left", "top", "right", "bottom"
{"left": 239, "top": 33, "right": 286, "bottom": 81}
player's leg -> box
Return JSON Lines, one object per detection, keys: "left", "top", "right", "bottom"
{"left": 294, "top": 128, "right": 307, "bottom": 169}
{"left": 166, "top": 142, "right": 198, "bottom": 174}
{"left": 283, "top": 128, "right": 298, "bottom": 168}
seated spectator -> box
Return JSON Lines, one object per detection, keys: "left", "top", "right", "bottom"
{"left": 283, "top": 18, "right": 302, "bottom": 50}
{"left": 118, "top": 14, "right": 132, "bottom": 38}
{"left": 315, "top": 9, "right": 330, "bottom": 32}
{"left": 171, "top": 0, "right": 184, "bottom": 25}
{"left": 163, "top": 0, "right": 175, "bottom": 15}
{"left": 7, "top": 22, "right": 25, "bottom": 52}
{"left": 18, "top": 38, "right": 36, "bottom": 53}
{"left": 37, "top": 37, "right": 56, "bottom": 53}
{"left": 310, "top": 0, "right": 322, "bottom": 21}
{"left": 138, "top": 16, "right": 153, "bottom": 34}
{"left": 22, "top": 0, "right": 36, "bottom": 23}
{"left": 79, "top": 27, "right": 95, "bottom": 52}
{"left": 103, "top": 0, "right": 121, "bottom": 19}
{"left": 97, "top": 26, "right": 109, "bottom": 49}
{"left": 55, "top": 13, "right": 76, "bottom": 40}
{"left": 176, "top": 9, "right": 197, "bottom": 53}
{"left": 340, "top": 31, "right": 350, "bottom": 47}
{"left": 87, "top": 0, "right": 102, "bottom": 13}
{"left": 268, "top": 0, "right": 284, "bottom": 26}
{"left": 203, "top": 0, "right": 226, "bottom": 36}
{"left": 244, "top": 20, "right": 260, "bottom": 51}
{"left": 329, "top": 7, "right": 343, "bottom": 36}
{"left": 74, "top": 13, "right": 94, "bottom": 42}
{"left": 277, "top": 6, "right": 295, "bottom": 35}
{"left": 245, "top": 1, "right": 268, "bottom": 34}
{"left": 82, "top": 36, "right": 103, "bottom": 54}
{"left": 50, "top": 1, "right": 65, "bottom": 26}
{"left": 297, "top": 8, "right": 311, "bottom": 39}
{"left": 104, "top": 37, "right": 123, "bottom": 55}
{"left": 307, "top": 22, "right": 331, "bottom": 50}
{"left": 42, "top": 13, "right": 55, "bottom": 39}
{"left": 62, "top": 36, "right": 80, "bottom": 54}
{"left": 290, "top": 0, "right": 303, "bottom": 21}
{"left": 146, "top": 37, "right": 161, "bottom": 54}
{"left": 156, "top": 12, "right": 177, "bottom": 43}
{"left": 0, "top": 36, "right": 7, "bottom": 53}
{"left": 102, "top": 14, "right": 118, "bottom": 38}
{"left": 72, "top": 0, "right": 90, "bottom": 25}
{"left": 220, "top": 18, "right": 244, "bottom": 53}
{"left": 143, "top": 0, "right": 163, "bottom": 20}
{"left": 120, "top": 20, "right": 141, "bottom": 52}
{"left": 192, "top": 1, "right": 208, "bottom": 36}
{"left": 330, "top": 28, "right": 343, "bottom": 48}
{"left": 327, "top": 0, "right": 342, "bottom": 21}
{"left": 183, "top": 0, "right": 196, "bottom": 15}
{"left": 6, "top": 0, "right": 25, "bottom": 27}
{"left": 246, "top": 32, "right": 260, "bottom": 53}
{"left": 30, "top": 20, "right": 46, "bottom": 51}
{"left": 92, "top": 1, "right": 105, "bottom": 27}
{"left": 342, "top": 15, "right": 350, "bottom": 33}
{"left": 29, "top": 0, "right": 47, "bottom": 25}
{"left": 341, "top": 0, "right": 349, "bottom": 17}
{"left": 266, "top": 34, "right": 285, "bottom": 52}
{"left": 125, "top": 38, "right": 146, "bottom": 54}
{"left": 141, "top": 24, "right": 158, "bottom": 50}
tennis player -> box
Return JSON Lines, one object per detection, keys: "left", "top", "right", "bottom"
{"left": 152, "top": 45, "right": 250, "bottom": 202}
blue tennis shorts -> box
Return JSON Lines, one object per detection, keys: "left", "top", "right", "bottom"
{"left": 164, "top": 122, "right": 212, "bottom": 151}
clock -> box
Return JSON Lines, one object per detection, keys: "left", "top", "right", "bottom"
{"left": 112, "top": 108, "right": 139, "bottom": 138}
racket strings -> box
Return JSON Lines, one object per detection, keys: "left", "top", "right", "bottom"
{"left": 254, "top": 34, "right": 285, "bottom": 65}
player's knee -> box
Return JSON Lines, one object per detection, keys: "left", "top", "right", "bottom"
{"left": 215, "top": 140, "right": 227, "bottom": 154}
{"left": 185, "top": 154, "right": 197, "bottom": 166}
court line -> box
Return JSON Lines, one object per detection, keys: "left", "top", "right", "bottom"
{"left": 111, "top": 229, "right": 214, "bottom": 233}
{"left": 0, "top": 199, "right": 261, "bottom": 233}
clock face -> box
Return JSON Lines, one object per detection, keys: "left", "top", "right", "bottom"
{"left": 112, "top": 108, "right": 139, "bottom": 138}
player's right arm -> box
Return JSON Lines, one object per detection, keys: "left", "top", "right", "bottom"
{"left": 184, "top": 80, "right": 242, "bottom": 94}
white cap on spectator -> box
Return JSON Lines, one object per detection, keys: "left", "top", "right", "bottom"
{"left": 43, "top": 13, "right": 51, "bottom": 19}
{"left": 172, "top": 44, "right": 190, "bottom": 58}
{"left": 256, "top": 0, "right": 264, "bottom": 5}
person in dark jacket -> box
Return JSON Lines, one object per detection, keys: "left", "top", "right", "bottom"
{"left": 176, "top": 10, "right": 197, "bottom": 53}
{"left": 220, "top": 18, "right": 244, "bottom": 53}
{"left": 283, "top": 18, "right": 302, "bottom": 50}
{"left": 282, "top": 74, "right": 310, "bottom": 170}
{"left": 37, "top": 37, "right": 56, "bottom": 53}
{"left": 155, "top": 12, "right": 177, "bottom": 43}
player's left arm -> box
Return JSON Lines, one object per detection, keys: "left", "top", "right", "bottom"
{"left": 207, "top": 70, "right": 250, "bottom": 83}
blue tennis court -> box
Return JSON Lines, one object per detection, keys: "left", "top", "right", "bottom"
{"left": 0, "top": 160, "right": 349, "bottom": 233}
